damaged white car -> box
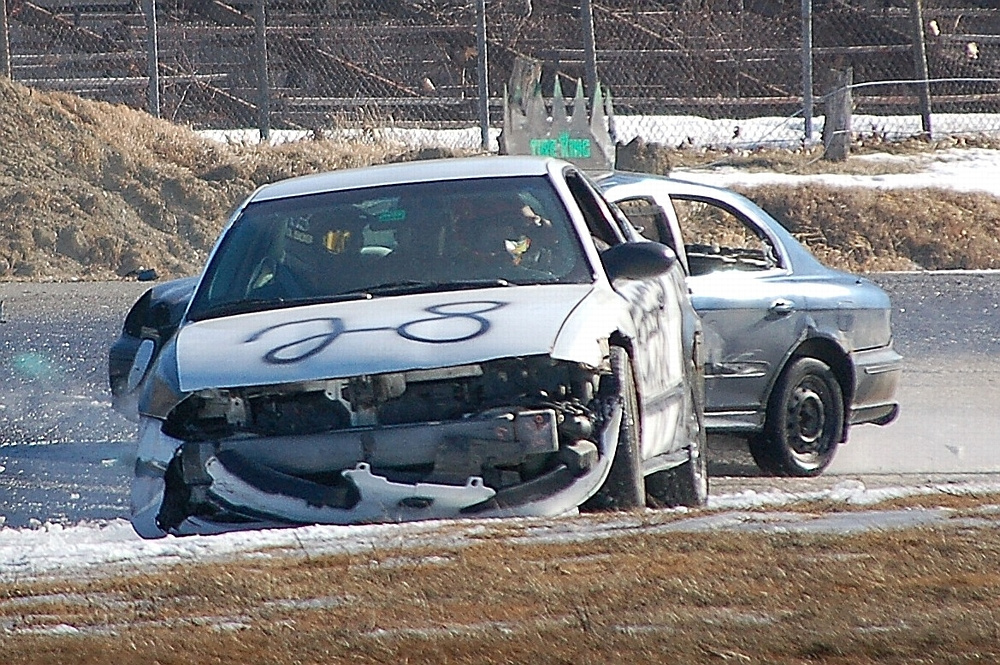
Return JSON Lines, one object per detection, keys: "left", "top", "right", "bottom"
{"left": 110, "top": 156, "right": 707, "bottom": 538}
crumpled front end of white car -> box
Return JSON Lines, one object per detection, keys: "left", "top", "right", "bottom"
{"left": 132, "top": 355, "right": 624, "bottom": 538}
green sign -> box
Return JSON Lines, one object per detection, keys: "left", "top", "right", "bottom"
{"left": 529, "top": 132, "right": 592, "bottom": 159}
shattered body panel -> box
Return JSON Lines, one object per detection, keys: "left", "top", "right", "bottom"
{"left": 113, "top": 156, "right": 706, "bottom": 537}
{"left": 600, "top": 173, "right": 902, "bottom": 475}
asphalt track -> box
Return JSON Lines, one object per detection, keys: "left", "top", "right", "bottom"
{"left": 0, "top": 272, "right": 998, "bottom": 529}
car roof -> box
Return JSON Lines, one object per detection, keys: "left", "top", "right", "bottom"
{"left": 250, "top": 155, "right": 568, "bottom": 203}
{"left": 596, "top": 169, "right": 744, "bottom": 201}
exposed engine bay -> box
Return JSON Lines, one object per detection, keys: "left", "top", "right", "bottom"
{"left": 153, "top": 356, "right": 619, "bottom": 530}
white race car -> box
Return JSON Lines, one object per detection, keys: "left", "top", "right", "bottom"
{"left": 110, "top": 156, "right": 707, "bottom": 538}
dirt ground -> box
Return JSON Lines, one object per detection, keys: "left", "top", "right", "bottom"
{"left": 3, "top": 77, "right": 1000, "bottom": 282}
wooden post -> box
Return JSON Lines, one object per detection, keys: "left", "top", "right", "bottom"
{"left": 823, "top": 67, "right": 853, "bottom": 161}
{"left": 907, "top": 0, "right": 932, "bottom": 139}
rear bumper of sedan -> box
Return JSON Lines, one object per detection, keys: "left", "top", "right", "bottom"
{"left": 848, "top": 345, "right": 903, "bottom": 427}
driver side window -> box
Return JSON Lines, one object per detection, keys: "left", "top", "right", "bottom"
{"left": 672, "top": 197, "right": 779, "bottom": 276}
{"left": 614, "top": 197, "right": 679, "bottom": 255}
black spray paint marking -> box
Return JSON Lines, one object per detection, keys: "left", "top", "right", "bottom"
{"left": 245, "top": 301, "right": 508, "bottom": 365}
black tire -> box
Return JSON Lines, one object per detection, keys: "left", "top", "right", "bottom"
{"left": 583, "top": 347, "right": 645, "bottom": 511}
{"left": 749, "top": 357, "right": 845, "bottom": 477}
{"left": 646, "top": 386, "right": 709, "bottom": 508}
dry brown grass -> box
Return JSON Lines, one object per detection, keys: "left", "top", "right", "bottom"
{"left": 617, "top": 140, "right": 1000, "bottom": 273}
{"left": 664, "top": 144, "right": 920, "bottom": 176}
{"left": 4, "top": 496, "right": 1000, "bottom": 664}
{"left": 0, "top": 79, "right": 477, "bottom": 280}
{"left": 4, "top": 76, "right": 1000, "bottom": 280}
{"left": 744, "top": 184, "right": 1000, "bottom": 273}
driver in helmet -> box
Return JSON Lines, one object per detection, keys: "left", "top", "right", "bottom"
{"left": 448, "top": 194, "right": 558, "bottom": 272}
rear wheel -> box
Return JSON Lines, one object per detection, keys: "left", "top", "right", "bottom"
{"left": 646, "top": 386, "right": 708, "bottom": 507}
{"left": 749, "top": 357, "right": 845, "bottom": 477}
{"left": 583, "top": 347, "right": 645, "bottom": 511}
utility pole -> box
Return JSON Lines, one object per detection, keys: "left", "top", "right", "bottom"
{"left": 475, "top": 0, "right": 489, "bottom": 150}
{"left": 142, "top": 0, "right": 160, "bottom": 116}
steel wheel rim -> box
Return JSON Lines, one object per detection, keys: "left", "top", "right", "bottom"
{"left": 786, "top": 381, "right": 829, "bottom": 455}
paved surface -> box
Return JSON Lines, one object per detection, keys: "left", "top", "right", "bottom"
{"left": 709, "top": 271, "right": 1000, "bottom": 494}
{"left": 0, "top": 282, "right": 147, "bottom": 527}
{"left": 1, "top": 273, "right": 999, "bottom": 528}
{"left": 831, "top": 272, "right": 1000, "bottom": 474}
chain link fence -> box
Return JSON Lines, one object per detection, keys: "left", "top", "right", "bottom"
{"left": 3, "top": 0, "right": 999, "bottom": 151}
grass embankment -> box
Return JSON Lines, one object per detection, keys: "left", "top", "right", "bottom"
{"left": 4, "top": 72, "right": 1000, "bottom": 280}
{"left": 650, "top": 143, "right": 1000, "bottom": 273}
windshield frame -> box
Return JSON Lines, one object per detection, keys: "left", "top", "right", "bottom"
{"left": 186, "top": 175, "right": 594, "bottom": 322}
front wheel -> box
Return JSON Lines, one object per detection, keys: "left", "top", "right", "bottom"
{"left": 582, "top": 347, "right": 645, "bottom": 511}
{"left": 749, "top": 357, "right": 845, "bottom": 477}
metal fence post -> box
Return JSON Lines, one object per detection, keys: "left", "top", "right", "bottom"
{"left": 801, "top": 0, "right": 814, "bottom": 141}
{"left": 908, "top": 0, "right": 932, "bottom": 139}
{"left": 142, "top": 0, "right": 160, "bottom": 117}
{"left": 475, "top": 0, "right": 489, "bottom": 151}
{"left": 254, "top": 0, "right": 270, "bottom": 142}
{"left": 580, "top": 0, "right": 598, "bottom": 101}
{"left": 0, "top": 0, "right": 11, "bottom": 80}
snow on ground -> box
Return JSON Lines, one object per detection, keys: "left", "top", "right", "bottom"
{"left": 201, "top": 112, "right": 1000, "bottom": 154}
{"left": 3, "top": 121, "right": 1000, "bottom": 582}
{"left": 4, "top": 478, "right": 1000, "bottom": 582}
{"left": 673, "top": 147, "right": 1000, "bottom": 198}
{"left": 200, "top": 116, "right": 1000, "bottom": 198}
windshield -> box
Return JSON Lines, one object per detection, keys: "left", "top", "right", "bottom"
{"left": 187, "top": 175, "right": 592, "bottom": 321}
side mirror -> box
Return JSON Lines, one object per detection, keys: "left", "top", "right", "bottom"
{"left": 601, "top": 242, "right": 677, "bottom": 282}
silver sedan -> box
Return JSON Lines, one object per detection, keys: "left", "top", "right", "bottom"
{"left": 599, "top": 172, "right": 902, "bottom": 477}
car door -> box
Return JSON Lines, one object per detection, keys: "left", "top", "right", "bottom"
{"left": 611, "top": 186, "right": 804, "bottom": 426}
{"left": 563, "top": 170, "right": 687, "bottom": 461}
{"left": 669, "top": 194, "right": 803, "bottom": 423}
